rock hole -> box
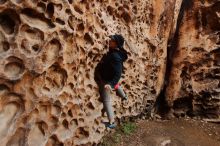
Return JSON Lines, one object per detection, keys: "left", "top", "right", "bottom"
{"left": 123, "top": 4, "right": 129, "bottom": 10}
{"left": 37, "top": 121, "right": 48, "bottom": 135}
{"left": 75, "top": 127, "right": 89, "bottom": 139}
{"left": 46, "top": 135, "right": 63, "bottom": 146}
{"left": 21, "top": 39, "right": 31, "bottom": 54}
{"left": 50, "top": 116, "right": 59, "bottom": 124}
{"left": 70, "top": 119, "right": 78, "bottom": 127}
{"left": 118, "top": 6, "right": 124, "bottom": 11}
{"left": 113, "top": 15, "right": 116, "bottom": 20}
{"left": 0, "top": 84, "right": 9, "bottom": 95}
{"left": 51, "top": 105, "right": 61, "bottom": 116}
{"left": 214, "top": 57, "right": 220, "bottom": 66}
{"left": 55, "top": 4, "right": 62, "bottom": 11}
{"left": 32, "top": 44, "right": 40, "bottom": 52}
{"left": 100, "top": 19, "right": 104, "bottom": 24}
{"left": 0, "top": 41, "right": 9, "bottom": 53}
{"left": 211, "top": 48, "right": 220, "bottom": 66}
{"left": 121, "top": 11, "right": 131, "bottom": 23}
{"left": 0, "top": 11, "right": 16, "bottom": 34}
{"left": 65, "top": 9, "right": 71, "bottom": 14}
{"left": 0, "top": 0, "right": 6, "bottom": 4}
{"left": 61, "top": 112, "right": 66, "bottom": 117}
{"left": 55, "top": 18, "right": 65, "bottom": 25}
{"left": 191, "top": 47, "right": 205, "bottom": 52}
{"left": 60, "top": 30, "right": 70, "bottom": 38}
{"left": 43, "top": 86, "right": 50, "bottom": 92}
{"left": 107, "top": 6, "right": 114, "bottom": 15}
{"left": 125, "top": 84, "right": 131, "bottom": 90}
{"left": 62, "top": 119, "right": 69, "bottom": 129}
{"left": 173, "top": 97, "right": 193, "bottom": 116}
{"left": 44, "top": 39, "right": 61, "bottom": 62}
{"left": 85, "top": 3, "right": 90, "bottom": 9}
{"left": 54, "top": 100, "right": 62, "bottom": 107}
{"left": 150, "top": 89, "right": 156, "bottom": 94}
{"left": 202, "top": 3, "right": 220, "bottom": 32}
{"left": 46, "top": 3, "right": 54, "bottom": 18}
{"left": 37, "top": 2, "right": 46, "bottom": 12}
{"left": 4, "top": 57, "right": 24, "bottom": 80}
{"left": 84, "top": 33, "right": 94, "bottom": 45}
{"left": 68, "top": 110, "right": 73, "bottom": 117}
{"left": 21, "top": 8, "right": 55, "bottom": 29}
{"left": 77, "top": 22, "right": 84, "bottom": 31}
{"left": 21, "top": 25, "right": 44, "bottom": 41}
{"left": 74, "top": 5, "right": 83, "bottom": 15}
{"left": 68, "top": 0, "right": 73, "bottom": 4}
{"left": 86, "top": 102, "right": 95, "bottom": 110}
{"left": 78, "top": 118, "right": 84, "bottom": 123}
{"left": 41, "top": 65, "right": 67, "bottom": 97}
{"left": 94, "top": 33, "right": 99, "bottom": 39}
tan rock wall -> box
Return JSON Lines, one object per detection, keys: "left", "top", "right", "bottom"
{"left": 166, "top": 0, "right": 220, "bottom": 118}
{"left": 2, "top": 0, "right": 220, "bottom": 145}
{"left": 0, "top": 0, "right": 191, "bottom": 145}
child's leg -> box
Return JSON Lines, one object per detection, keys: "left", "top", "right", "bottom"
{"left": 116, "top": 85, "right": 127, "bottom": 100}
{"left": 101, "top": 86, "right": 115, "bottom": 124}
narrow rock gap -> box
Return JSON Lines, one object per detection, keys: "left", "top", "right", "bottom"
{"left": 154, "top": 0, "right": 193, "bottom": 117}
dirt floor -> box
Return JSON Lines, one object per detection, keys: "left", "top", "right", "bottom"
{"left": 101, "top": 118, "right": 220, "bottom": 146}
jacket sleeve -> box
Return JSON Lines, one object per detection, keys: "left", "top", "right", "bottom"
{"left": 108, "top": 55, "right": 122, "bottom": 88}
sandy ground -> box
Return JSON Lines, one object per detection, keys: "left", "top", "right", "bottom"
{"left": 102, "top": 118, "right": 220, "bottom": 146}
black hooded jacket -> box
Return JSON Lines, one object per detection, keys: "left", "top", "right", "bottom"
{"left": 99, "top": 49, "right": 128, "bottom": 88}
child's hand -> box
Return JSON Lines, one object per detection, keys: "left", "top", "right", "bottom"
{"left": 104, "top": 84, "right": 112, "bottom": 91}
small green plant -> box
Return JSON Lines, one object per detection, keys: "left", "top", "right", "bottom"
{"left": 121, "top": 122, "right": 137, "bottom": 135}
{"left": 101, "top": 122, "right": 137, "bottom": 146}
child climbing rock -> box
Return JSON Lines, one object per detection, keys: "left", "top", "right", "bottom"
{"left": 95, "top": 34, "right": 128, "bottom": 129}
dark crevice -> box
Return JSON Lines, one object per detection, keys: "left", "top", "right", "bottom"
{"left": 0, "top": 0, "right": 6, "bottom": 4}
{"left": 154, "top": 0, "right": 193, "bottom": 117}
{"left": 46, "top": 3, "right": 54, "bottom": 18}
{"left": 84, "top": 33, "right": 94, "bottom": 45}
{"left": 74, "top": 5, "right": 83, "bottom": 15}
{"left": 55, "top": 18, "right": 65, "bottom": 25}
{"left": 21, "top": 8, "right": 55, "bottom": 28}
{"left": 0, "top": 9, "right": 19, "bottom": 34}
{"left": 121, "top": 11, "right": 131, "bottom": 23}
{"left": 68, "top": 0, "right": 73, "bottom": 4}
{"left": 173, "top": 97, "right": 193, "bottom": 117}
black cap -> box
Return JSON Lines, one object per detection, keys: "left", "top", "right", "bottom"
{"left": 109, "top": 34, "right": 124, "bottom": 49}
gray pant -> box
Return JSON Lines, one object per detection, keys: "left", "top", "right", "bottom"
{"left": 100, "top": 84, "right": 126, "bottom": 123}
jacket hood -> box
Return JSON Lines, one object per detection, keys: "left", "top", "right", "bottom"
{"left": 109, "top": 49, "right": 128, "bottom": 62}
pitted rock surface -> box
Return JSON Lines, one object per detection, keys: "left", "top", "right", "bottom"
{"left": 0, "top": 0, "right": 219, "bottom": 146}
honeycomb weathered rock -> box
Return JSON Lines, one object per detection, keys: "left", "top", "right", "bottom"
{"left": 1, "top": 0, "right": 219, "bottom": 146}
{"left": 0, "top": 0, "right": 180, "bottom": 145}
